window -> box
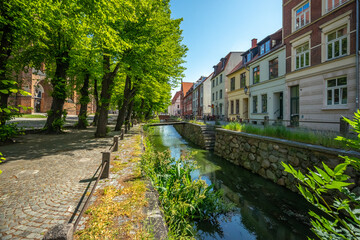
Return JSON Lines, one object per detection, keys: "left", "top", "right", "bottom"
{"left": 220, "top": 74, "right": 223, "bottom": 83}
{"left": 219, "top": 90, "right": 222, "bottom": 99}
{"left": 230, "top": 101, "right": 234, "bottom": 114}
{"left": 212, "top": 93, "right": 214, "bottom": 101}
{"left": 236, "top": 100, "right": 240, "bottom": 114}
{"left": 269, "top": 58, "right": 278, "bottom": 79}
{"left": 240, "top": 73, "right": 246, "bottom": 88}
{"left": 265, "top": 40, "right": 270, "bottom": 52}
{"left": 327, "top": 27, "right": 347, "bottom": 60}
{"left": 295, "top": 2, "right": 310, "bottom": 30}
{"left": 216, "top": 78, "right": 218, "bottom": 86}
{"left": 260, "top": 44, "right": 265, "bottom": 55}
{"left": 220, "top": 103, "right": 223, "bottom": 115}
{"left": 327, "top": 77, "right": 347, "bottom": 105}
{"left": 295, "top": 43, "right": 310, "bottom": 69}
{"left": 177, "top": 105, "right": 179, "bottom": 108}
{"left": 230, "top": 77, "right": 235, "bottom": 91}
{"left": 253, "top": 96, "right": 258, "bottom": 113}
{"left": 253, "top": 66, "right": 260, "bottom": 84}
{"left": 216, "top": 91, "right": 218, "bottom": 100}
{"left": 212, "top": 80, "right": 215, "bottom": 88}
{"left": 261, "top": 94, "right": 267, "bottom": 113}
{"left": 326, "top": 0, "right": 349, "bottom": 12}
{"left": 247, "top": 52, "right": 252, "bottom": 62}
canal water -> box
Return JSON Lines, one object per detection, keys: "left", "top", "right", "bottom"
{"left": 149, "top": 125, "right": 316, "bottom": 240}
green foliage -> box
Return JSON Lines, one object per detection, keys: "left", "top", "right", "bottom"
{"left": 0, "top": 123, "right": 23, "bottom": 142}
{"left": 141, "top": 138, "right": 231, "bottom": 238}
{"left": 223, "top": 122, "right": 344, "bottom": 149}
{"left": 188, "top": 120, "right": 205, "bottom": 125}
{"left": 282, "top": 110, "right": 360, "bottom": 240}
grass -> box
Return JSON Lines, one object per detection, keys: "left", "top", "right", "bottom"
{"left": 76, "top": 131, "right": 152, "bottom": 239}
{"left": 19, "top": 114, "right": 47, "bottom": 118}
{"left": 222, "top": 122, "right": 348, "bottom": 150}
{"left": 188, "top": 120, "right": 206, "bottom": 125}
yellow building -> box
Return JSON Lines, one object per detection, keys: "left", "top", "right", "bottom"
{"left": 226, "top": 61, "right": 250, "bottom": 121}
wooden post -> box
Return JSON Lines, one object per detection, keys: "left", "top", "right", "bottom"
{"left": 121, "top": 129, "right": 124, "bottom": 140}
{"left": 101, "top": 151, "right": 110, "bottom": 179}
{"left": 113, "top": 136, "right": 119, "bottom": 152}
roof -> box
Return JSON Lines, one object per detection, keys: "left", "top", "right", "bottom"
{"left": 172, "top": 91, "right": 181, "bottom": 104}
{"left": 181, "top": 82, "right": 193, "bottom": 97}
{"left": 227, "top": 60, "right": 245, "bottom": 76}
{"left": 211, "top": 52, "right": 242, "bottom": 79}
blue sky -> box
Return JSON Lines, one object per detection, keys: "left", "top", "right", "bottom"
{"left": 170, "top": 0, "right": 283, "bottom": 96}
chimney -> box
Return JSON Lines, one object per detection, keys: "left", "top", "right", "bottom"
{"left": 251, "top": 38, "right": 257, "bottom": 48}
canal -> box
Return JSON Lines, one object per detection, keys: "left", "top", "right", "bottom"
{"left": 149, "top": 125, "right": 316, "bottom": 240}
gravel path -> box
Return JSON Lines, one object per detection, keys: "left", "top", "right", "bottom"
{"left": 0, "top": 126, "right": 116, "bottom": 239}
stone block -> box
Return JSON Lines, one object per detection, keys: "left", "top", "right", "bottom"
{"left": 269, "top": 155, "right": 278, "bottom": 163}
{"left": 250, "top": 146, "right": 257, "bottom": 153}
{"left": 259, "top": 142, "right": 268, "bottom": 151}
{"left": 261, "top": 160, "right": 270, "bottom": 169}
{"left": 266, "top": 170, "right": 276, "bottom": 181}
{"left": 43, "top": 223, "right": 74, "bottom": 240}
{"left": 249, "top": 153, "right": 256, "bottom": 161}
{"left": 244, "top": 143, "right": 251, "bottom": 151}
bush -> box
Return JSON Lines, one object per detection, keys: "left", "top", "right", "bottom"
{"left": 282, "top": 110, "right": 360, "bottom": 240}
{"left": 0, "top": 123, "right": 23, "bottom": 142}
{"left": 141, "top": 140, "right": 231, "bottom": 238}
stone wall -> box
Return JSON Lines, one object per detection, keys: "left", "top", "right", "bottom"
{"left": 173, "top": 123, "right": 206, "bottom": 148}
{"left": 214, "top": 128, "right": 360, "bottom": 193}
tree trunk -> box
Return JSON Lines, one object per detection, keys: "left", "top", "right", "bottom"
{"left": 95, "top": 55, "right": 120, "bottom": 138}
{"left": 145, "top": 107, "right": 153, "bottom": 120}
{"left": 92, "top": 77, "right": 99, "bottom": 126}
{"left": 77, "top": 72, "right": 90, "bottom": 129}
{"left": 0, "top": 19, "right": 13, "bottom": 126}
{"left": 114, "top": 75, "right": 136, "bottom": 131}
{"left": 125, "top": 99, "right": 134, "bottom": 127}
{"left": 44, "top": 52, "right": 69, "bottom": 134}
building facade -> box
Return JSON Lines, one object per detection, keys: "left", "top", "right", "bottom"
{"left": 211, "top": 52, "right": 243, "bottom": 118}
{"left": 168, "top": 90, "right": 181, "bottom": 116}
{"left": 248, "top": 29, "right": 286, "bottom": 125}
{"left": 180, "top": 82, "right": 194, "bottom": 117}
{"left": 227, "top": 61, "right": 250, "bottom": 121}
{"left": 283, "top": 0, "right": 358, "bottom": 130}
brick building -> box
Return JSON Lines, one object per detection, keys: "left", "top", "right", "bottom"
{"left": 283, "top": 0, "right": 358, "bottom": 130}
{"left": 8, "top": 68, "right": 96, "bottom": 115}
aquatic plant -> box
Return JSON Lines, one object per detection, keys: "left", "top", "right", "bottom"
{"left": 141, "top": 139, "right": 231, "bottom": 238}
{"left": 283, "top": 111, "right": 360, "bottom": 240}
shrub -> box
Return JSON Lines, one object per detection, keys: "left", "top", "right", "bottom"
{"left": 282, "top": 110, "right": 360, "bottom": 240}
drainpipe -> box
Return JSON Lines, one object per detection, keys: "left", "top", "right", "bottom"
{"left": 356, "top": 0, "right": 359, "bottom": 109}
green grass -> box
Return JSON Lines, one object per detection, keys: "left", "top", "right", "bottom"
{"left": 222, "top": 122, "right": 348, "bottom": 150}
{"left": 19, "top": 114, "right": 47, "bottom": 118}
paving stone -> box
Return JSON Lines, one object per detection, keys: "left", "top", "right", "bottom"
{"left": 0, "top": 124, "right": 116, "bottom": 239}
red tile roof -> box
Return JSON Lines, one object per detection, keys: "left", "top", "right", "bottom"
{"left": 181, "top": 82, "right": 193, "bottom": 97}
{"left": 211, "top": 52, "right": 242, "bottom": 79}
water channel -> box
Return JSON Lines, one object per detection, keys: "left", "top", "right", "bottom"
{"left": 149, "top": 125, "right": 317, "bottom": 240}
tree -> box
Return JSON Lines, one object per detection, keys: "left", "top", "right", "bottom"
{"left": 282, "top": 111, "right": 360, "bottom": 240}
{"left": 113, "top": 0, "right": 186, "bottom": 131}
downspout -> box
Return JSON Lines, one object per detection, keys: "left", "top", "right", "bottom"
{"left": 356, "top": 0, "right": 359, "bottom": 109}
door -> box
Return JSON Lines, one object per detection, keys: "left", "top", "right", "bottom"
{"left": 290, "top": 86, "right": 299, "bottom": 126}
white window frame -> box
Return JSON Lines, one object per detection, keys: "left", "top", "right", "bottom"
{"left": 326, "top": 77, "right": 347, "bottom": 106}
{"left": 324, "top": 0, "right": 349, "bottom": 13}
{"left": 294, "top": 2, "right": 310, "bottom": 31}
{"left": 295, "top": 43, "right": 310, "bottom": 70}
{"left": 326, "top": 27, "right": 348, "bottom": 60}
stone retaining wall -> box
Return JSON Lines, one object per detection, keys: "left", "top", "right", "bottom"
{"left": 173, "top": 123, "right": 206, "bottom": 148}
{"left": 214, "top": 128, "right": 360, "bottom": 193}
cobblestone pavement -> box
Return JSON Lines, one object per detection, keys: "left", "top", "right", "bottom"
{"left": 0, "top": 126, "right": 117, "bottom": 239}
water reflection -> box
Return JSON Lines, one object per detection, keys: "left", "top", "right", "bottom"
{"left": 149, "top": 126, "right": 315, "bottom": 240}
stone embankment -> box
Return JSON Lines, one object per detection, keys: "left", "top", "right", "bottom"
{"left": 173, "top": 123, "right": 216, "bottom": 150}
{"left": 173, "top": 122, "right": 360, "bottom": 194}
{"left": 214, "top": 128, "right": 360, "bottom": 194}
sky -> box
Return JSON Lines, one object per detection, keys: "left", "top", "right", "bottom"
{"left": 169, "top": 0, "right": 283, "bottom": 97}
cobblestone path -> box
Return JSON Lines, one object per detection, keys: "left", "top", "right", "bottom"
{"left": 0, "top": 127, "right": 116, "bottom": 240}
